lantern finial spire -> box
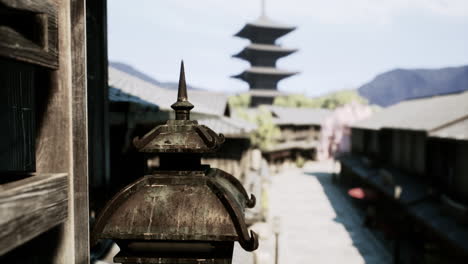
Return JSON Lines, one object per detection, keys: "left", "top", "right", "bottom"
{"left": 171, "top": 60, "right": 193, "bottom": 120}
{"left": 178, "top": 60, "right": 188, "bottom": 101}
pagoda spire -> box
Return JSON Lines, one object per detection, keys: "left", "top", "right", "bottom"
{"left": 261, "top": 0, "right": 266, "bottom": 17}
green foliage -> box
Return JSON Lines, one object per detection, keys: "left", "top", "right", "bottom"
{"left": 274, "top": 94, "right": 324, "bottom": 108}
{"left": 228, "top": 94, "right": 251, "bottom": 109}
{"left": 295, "top": 156, "right": 305, "bottom": 168}
{"left": 235, "top": 106, "right": 281, "bottom": 150}
{"left": 229, "top": 90, "right": 368, "bottom": 151}
{"left": 274, "top": 89, "right": 368, "bottom": 109}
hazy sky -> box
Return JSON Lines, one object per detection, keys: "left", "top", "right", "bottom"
{"left": 108, "top": 0, "right": 468, "bottom": 96}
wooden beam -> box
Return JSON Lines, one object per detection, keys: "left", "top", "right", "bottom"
{"left": 70, "top": 0, "right": 90, "bottom": 262}
{"left": 86, "top": 0, "right": 110, "bottom": 192}
{"left": 34, "top": 0, "right": 90, "bottom": 262}
{"left": 0, "top": 173, "right": 68, "bottom": 255}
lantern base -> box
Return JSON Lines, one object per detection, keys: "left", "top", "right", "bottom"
{"left": 113, "top": 240, "right": 234, "bottom": 264}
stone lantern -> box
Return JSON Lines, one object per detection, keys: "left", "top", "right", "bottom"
{"left": 92, "top": 62, "right": 258, "bottom": 264}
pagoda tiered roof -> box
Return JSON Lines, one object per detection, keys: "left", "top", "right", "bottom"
{"left": 233, "top": 44, "right": 297, "bottom": 62}
{"left": 235, "top": 66, "right": 297, "bottom": 76}
{"left": 234, "top": 16, "right": 295, "bottom": 42}
{"left": 232, "top": 67, "right": 297, "bottom": 93}
{"left": 232, "top": 12, "right": 297, "bottom": 106}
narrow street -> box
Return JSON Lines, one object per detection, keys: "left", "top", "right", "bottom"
{"left": 234, "top": 160, "right": 393, "bottom": 264}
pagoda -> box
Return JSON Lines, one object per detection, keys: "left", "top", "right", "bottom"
{"left": 232, "top": 1, "right": 298, "bottom": 107}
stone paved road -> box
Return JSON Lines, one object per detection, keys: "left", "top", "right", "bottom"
{"left": 234, "top": 160, "right": 392, "bottom": 264}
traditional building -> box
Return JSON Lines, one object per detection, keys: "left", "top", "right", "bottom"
{"left": 427, "top": 118, "right": 468, "bottom": 207}
{"left": 341, "top": 91, "right": 468, "bottom": 262}
{"left": 239, "top": 106, "right": 331, "bottom": 172}
{"left": 232, "top": 3, "right": 298, "bottom": 107}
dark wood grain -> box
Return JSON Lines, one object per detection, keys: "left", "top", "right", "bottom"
{"left": 86, "top": 0, "right": 110, "bottom": 197}
{"left": 0, "top": 173, "right": 68, "bottom": 255}
{"left": 34, "top": 0, "right": 74, "bottom": 262}
{"left": 70, "top": 0, "right": 90, "bottom": 262}
{"left": 0, "top": 0, "right": 90, "bottom": 261}
{"left": 0, "top": 0, "right": 59, "bottom": 69}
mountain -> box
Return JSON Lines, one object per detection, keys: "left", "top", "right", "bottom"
{"left": 109, "top": 61, "right": 203, "bottom": 90}
{"left": 358, "top": 65, "right": 468, "bottom": 107}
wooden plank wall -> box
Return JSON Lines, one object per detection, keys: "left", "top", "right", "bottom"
{"left": 0, "top": 173, "right": 68, "bottom": 256}
{"left": 0, "top": 0, "right": 89, "bottom": 262}
{"left": 34, "top": 0, "right": 75, "bottom": 262}
{"left": 38, "top": 0, "right": 89, "bottom": 261}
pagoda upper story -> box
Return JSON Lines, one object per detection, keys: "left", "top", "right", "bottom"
{"left": 232, "top": 12, "right": 298, "bottom": 106}
{"left": 234, "top": 16, "right": 296, "bottom": 45}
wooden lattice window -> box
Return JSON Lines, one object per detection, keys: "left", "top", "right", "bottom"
{"left": 0, "top": 58, "right": 36, "bottom": 172}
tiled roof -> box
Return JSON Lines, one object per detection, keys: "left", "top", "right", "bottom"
{"left": 353, "top": 91, "right": 468, "bottom": 131}
{"left": 265, "top": 106, "right": 332, "bottom": 126}
{"left": 198, "top": 116, "right": 257, "bottom": 138}
{"left": 430, "top": 118, "right": 468, "bottom": 140}
{"left": 108, "top": 66, "right": 229, "bottom": 116}
{"left": 109, "top": 87, "right": 157, "bottom": 109}
{"left": 248, "top": 16, "right": 295, "bottom": 30}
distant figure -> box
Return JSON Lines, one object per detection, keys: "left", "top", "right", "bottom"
{"left": 317, "top": 102, "right": 372, "bottom": 160}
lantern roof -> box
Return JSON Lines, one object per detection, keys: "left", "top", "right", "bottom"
{"left": 92, "top": 168, "right": 258, "bottom": 252}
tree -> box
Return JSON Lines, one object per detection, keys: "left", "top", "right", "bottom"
{"left": 228, "top": 93, "right": 251, "bottom": 109}
{"left": 235, "top": 106, "right": 281, "bottom": 150}
{"left": 274, "top": 89, "right": 368, "bottom": 110}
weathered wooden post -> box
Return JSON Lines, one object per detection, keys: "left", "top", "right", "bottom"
{"left": 92, "top": 62, "right": 258, "bottom": 263}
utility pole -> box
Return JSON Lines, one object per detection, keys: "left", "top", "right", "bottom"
{"left": 273, "top": 216, "right": 281, "bottom": 264}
